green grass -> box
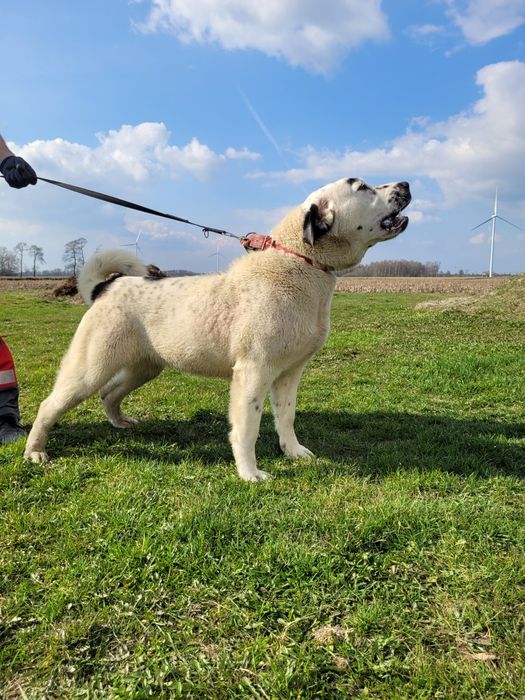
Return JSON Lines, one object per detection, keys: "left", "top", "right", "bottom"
{"left": 1, "top": 285, "right": 524, "bottom": 698}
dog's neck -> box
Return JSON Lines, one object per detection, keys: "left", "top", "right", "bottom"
{"left": 268, "top": 207, "right": 335, "bottom": 273}
{"left": 240, "top": 233, "right": 332, "bottom": 271}
{"left": 271, "top": 206, "right": 369, "bottom": 273}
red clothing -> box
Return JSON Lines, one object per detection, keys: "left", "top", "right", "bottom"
{"left": 0, "top": 336, "right": 18, "bottom": 389}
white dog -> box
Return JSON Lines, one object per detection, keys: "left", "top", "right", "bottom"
{"left": 24, "top": 178, "right": 411, "bottom": 481}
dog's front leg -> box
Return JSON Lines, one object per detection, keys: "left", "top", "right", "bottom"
{"left": 271, "top": 363, "right": 314, "bottom": 460}
{"left": 229, "top": 362, "right": 272, "bottom": 482}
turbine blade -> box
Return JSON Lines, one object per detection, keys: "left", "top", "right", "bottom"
{"left": 471, "top": 216, "right": 493, "bottom": 231}
{"left": 496, "top": 215, "right": 522, "bottom": 230}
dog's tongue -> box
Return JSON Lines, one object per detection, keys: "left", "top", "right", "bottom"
{"left": 381, "top": 214, "right": 399, "bottom": 230}
{"left": 381, "top": 213, "right": 409, "bottom": 234}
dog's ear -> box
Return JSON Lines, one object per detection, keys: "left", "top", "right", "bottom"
{"left": 303, "top": 198, "right": 335, "bottom": 246}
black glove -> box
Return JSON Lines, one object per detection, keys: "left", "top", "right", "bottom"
{"left": 0, "top": 155, "right": 37, "bottom": 188}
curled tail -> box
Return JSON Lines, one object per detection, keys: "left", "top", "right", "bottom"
{"left": 77, "top": 249, "right": 148, "bottom": 306}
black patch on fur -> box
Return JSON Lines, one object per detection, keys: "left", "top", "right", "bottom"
{"left": 91, "top": 272, "right": 124, "bottom": 303}
{"left": 357, "top": 225, "right": 363, "bottom": 230}
{"left": 303, "top": 203, "right": 332, "bottom": 247}
{"left": 347, "top": 178, "right": 358, "bottom": 186}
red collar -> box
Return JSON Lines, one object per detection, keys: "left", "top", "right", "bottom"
{"left": 240, "top": 232, "right": 316, "bottom": 267}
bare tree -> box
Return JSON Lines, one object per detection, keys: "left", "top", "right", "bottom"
{"left": 63, "top": 237, "right": 87, "bottom": 277}
{"left": 14, "top": 242, "right": 29, "bottom": 278}
{"left": 0, "top": 246, "right": 17, "bottom": 275}
{"left": 29, "top": 245, "right": 45, "bottom": 277}
{"left": 77, "top": 237, "right": 87, "bottom": 268}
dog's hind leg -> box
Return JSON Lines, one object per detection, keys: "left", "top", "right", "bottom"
{"left": 270, "top": 363, "right": 314, "bottom": 460}
{"left": 24, "top": 350, "right": 128, "bottom": 464}
{"left": 100, "top": 361, "right": 163, "bottom": 428}
{"left": 229, "top": 361, "right": 273, "bottom": 482}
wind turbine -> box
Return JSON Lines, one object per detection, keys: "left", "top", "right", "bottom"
{"left": 472, "top": 189, "right": 521, "bottom": 278}
{"left": 209, "top": 239, "right": 225, "bottom": 273}
{"left": 122, "top": 232, "right": 144, "bottom": 257}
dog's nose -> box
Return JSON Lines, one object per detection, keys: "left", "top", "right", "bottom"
{"left": 397, "top": 181, "right": 411, "bottom": 204}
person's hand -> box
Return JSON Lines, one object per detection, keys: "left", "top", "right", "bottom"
{"left": 0, "top": 155, "right": 37, "bottom": 188}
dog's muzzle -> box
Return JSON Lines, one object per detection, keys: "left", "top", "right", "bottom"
{"left": 381, "top": 182, "right": 411, "bottom": 237}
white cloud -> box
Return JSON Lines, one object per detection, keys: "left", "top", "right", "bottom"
{"left": 469, "top": 232, "right": 485, "bottom": 244}
{"left": 443, "top": 0, "right": 525, "bottom": 45}
{"left": 136, "top": 0, "right": 389, "bottom": 74}
{"left": 417, "top": 24, "right": 444, "bottom": 35}
{"left": 155, "top": 136, "right": 224, "bottom": 180}
{"left": 258, "top": 61, "right": 525, "bottom": 207}
{"left": 408, "top": 210, "right": 441, "bottom": 225}
{"left": 10, "top": 123, "right": 257, "bottom": 184}
{"left": 407, "top": 23, "right": 446, "bottom": 39}
{"left": 225, "top": 147, "right": 261, "bottom": 161}
{"left": 124, "top": 216, "right": 200, "bottom": 241}
{"left": 123, "top": 215, "right": 242, "bottom": 254}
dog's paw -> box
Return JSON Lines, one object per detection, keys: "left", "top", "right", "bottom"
{"left": 110, "top": 415, "right": 138, "bottom": 429}
{"left": 24, "top": 450, "right": 49, "bottom": 464}
{"left": 239, "top": 469, "right": 272, "bottom": 483}
{"left": 282, "top": 442, "right": 315, "bottom": 460}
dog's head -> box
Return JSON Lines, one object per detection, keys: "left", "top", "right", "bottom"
{"left": 298, "top": 177, "right": 411, "bottom": 270}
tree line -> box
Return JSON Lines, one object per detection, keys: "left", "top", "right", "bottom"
{"left": 339, "top": 259, "right": 441, "bottom": 277}
{"left": 0, "top": 238, "right": 87, "bottom": 277}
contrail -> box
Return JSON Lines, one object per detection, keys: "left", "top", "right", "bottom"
{"left": 238, "top": 87, "right": 290, "bottom": 170}
{"left": 238, "top": 87, "right": 310, "bottom": 196}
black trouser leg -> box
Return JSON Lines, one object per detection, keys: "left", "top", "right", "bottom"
{"left": 0, "top": 385, "right": 21, "bottom": 422}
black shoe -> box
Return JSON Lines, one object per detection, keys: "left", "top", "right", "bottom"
{"left": 0, "top": 418, "right": 26, "bottom": 445}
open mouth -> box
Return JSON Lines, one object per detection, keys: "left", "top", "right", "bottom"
{"left": 380, "top": 212, "right": 409, "bottom": 237}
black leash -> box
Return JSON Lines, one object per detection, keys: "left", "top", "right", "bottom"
{"left": 2, "top": 173, "right": 241, "bottom": 240}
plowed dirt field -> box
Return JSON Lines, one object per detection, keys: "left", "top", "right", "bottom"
{"left": 0, "top": 275, "right": 511, "bottom": 296}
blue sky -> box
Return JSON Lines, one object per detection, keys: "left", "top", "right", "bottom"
{"left": 1, "top": 0, "right": 525, "bottom": 274}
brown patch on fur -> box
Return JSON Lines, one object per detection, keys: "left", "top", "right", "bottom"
{"left": 146, "top": 264, "right": 167, "bottom": 279}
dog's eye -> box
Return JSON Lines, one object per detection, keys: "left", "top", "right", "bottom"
{"left": 357, "top": 183, "right": 373, "bottom": 193}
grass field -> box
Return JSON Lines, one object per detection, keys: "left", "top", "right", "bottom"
{"left": 1, "top": 280, "right": 525, "bottom": 698}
